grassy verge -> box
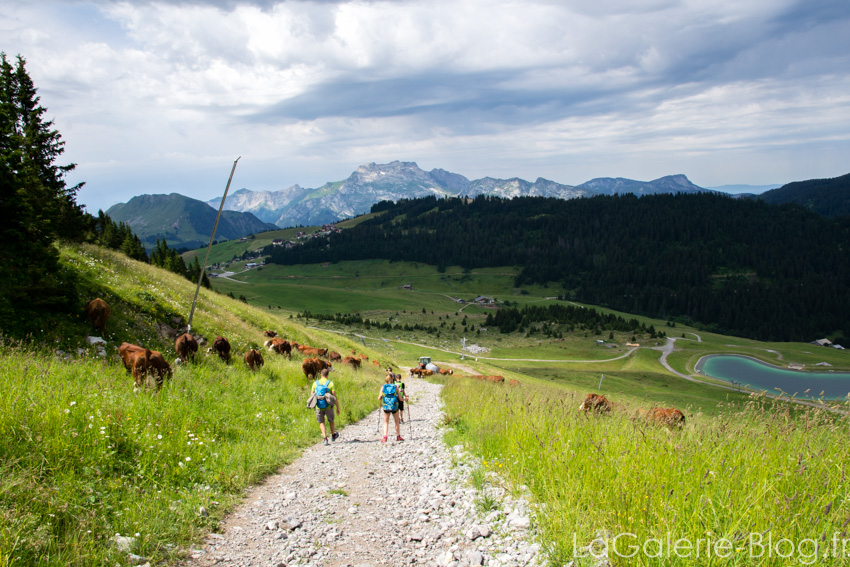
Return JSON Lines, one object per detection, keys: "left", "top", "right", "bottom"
{"left": 440, "top": 377, "right": 850, "bottom": 566}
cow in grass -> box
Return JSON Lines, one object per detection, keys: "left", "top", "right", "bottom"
{"left": 263, "top": 330, "right": 277, "bottom": 338}
{"left": 341, "top": 356, "right": 361, "bottom": 369}
{"left": 119, "top": 342, "right": 151, "bottom": 388}
{"left": 209, "top": 336, "right": 231, "bottom": 363}
{"left": 638, "top": 407, "right": 686, "bottom": 429}
{"left": 328, "top": 351, "right": 342, "bottom": 361}
{"left": 244, "top": 349, "right": 264, "bottom": 371}
{"left": 174, "top": 333, "right": 198, "bottom": 363}
{"left": 302, "top": 358, "right": 333, "bottom": 379}
{"left": 85, "top": 298, "right": 110, "bottom": 336}
{"left": 266, "top": 337, "right": 292, "bottom": 358}
{"left": 147, "top": 350, "right": 172, "bottom": 389}
{"left": 579, "top": 393, "right": 612, "bottom": 414}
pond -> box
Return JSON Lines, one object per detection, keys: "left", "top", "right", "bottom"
{"left": 695, "top": 355, "right": 850, "bottom": 400}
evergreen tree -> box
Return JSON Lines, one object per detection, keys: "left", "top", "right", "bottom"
{"left": 0, "top": 53, "right": 84, "bottom": 327}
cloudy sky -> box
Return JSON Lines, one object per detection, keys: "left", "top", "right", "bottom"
{"left": 4, "top": 0, "right": 849, "bottom": 212}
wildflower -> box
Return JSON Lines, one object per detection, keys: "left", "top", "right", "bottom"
{"left": 65, "top": 409, "right": 70, "bottom": 414}
{"left": 185, "top": 457, "right": 191, "bottom": 461}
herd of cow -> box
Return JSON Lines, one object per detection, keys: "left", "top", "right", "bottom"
{"left": 579, "top": 392, "right": 686, "bottom": 429}
{"left": 85, "top": 298, "right": 388, "bottom": 390}
{"left": 86, "top": 298, "right": 687, "bottom": 428}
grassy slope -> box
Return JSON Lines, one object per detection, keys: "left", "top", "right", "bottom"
{"left": 0, "top": 244, "right": 392, "bottom": 566}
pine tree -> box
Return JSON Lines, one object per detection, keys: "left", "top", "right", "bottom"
{"left": 0, "top": 53, "right": 84, "bottom": 327}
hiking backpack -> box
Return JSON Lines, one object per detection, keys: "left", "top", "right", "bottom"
{"left": 315, "top": 379, "right": 331, "bottom": 409}
{"left": 381, "top": 383, "right": 398, "bottom": 412}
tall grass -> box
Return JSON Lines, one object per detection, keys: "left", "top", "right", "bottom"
{"left": 441, "top": 378, "right": 850, "bottom": 566}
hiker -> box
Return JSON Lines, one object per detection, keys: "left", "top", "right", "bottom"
{"left": 313, "top": 368, "right": 340, "bottom": 445}
{"left": 394, "top": 373, "right": 408, "bottom": 424}
{"left": 379, "top": 372, "right": 403, "bottom": 443}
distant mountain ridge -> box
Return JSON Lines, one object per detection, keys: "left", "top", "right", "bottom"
{"left": 757, "top": 173, "right": 850, "bottom": 218}
{"left": 208, "top": 161, "right": 706, "bottom": 228}
{"left": 106, "top": 193, "right": 278, "bottom": 250}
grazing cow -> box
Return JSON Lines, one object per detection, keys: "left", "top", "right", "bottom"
{"left": 579, "top": 393, "right": 612, "bottom": 414}
{"left": 421, "top": 369, "right": 434, "bottom": 376}
{"left": 372, "top": 359, "right": 380, "bottom": 366}
{"left": 483, "top": 375, "right": 504, "bottom": 383}
{"left": 508, "top": 379, "right": 520, "bottom": 387}
{"left": 147, "top": 350, "right": 172, "bottom": 389}
{"left": 85, "top": 298, "right": 110, "bottom": 336}
{"left": 263, "top": 330, "right": 277, "bottom": 338}
{"left": 244, "top": 349, "right": 264, "bottom": 371}
{"left": 119, "top": 342, "right": 152, "bottom": 387}
{"left": 211, "top": 336, "right": 231, "bottom": 362}
{"left": 267, "top": 337, "right": 292, "bottom": 358}
{"left": 174, "top": 333, "right": 198, "bottom": 363}
{"left": 341, "top": 356, "right": 361, "bottom": 369}
{"left": 438, "top": 368, "right": 453, "bottom": 375}
{"left": 641, "top": 407, "right": 686, "bottom": 429}
{"left": 409, "top": 367, "right": 422, "bottom": 377}
{"left": 328, "top": 351, "right": 342, "bottom": 361}
{"left": 302, "top": 357, "right": 333, "bottom": 379}
{"left": 357, "top": 354, "right": 369, "bottom": 360}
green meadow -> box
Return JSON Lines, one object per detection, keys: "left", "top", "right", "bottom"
{"left": 0, "top": 244, "right": 391, "bottom": 566}
{"left": 3, "top": 242, "right": 850, "bottom": 566}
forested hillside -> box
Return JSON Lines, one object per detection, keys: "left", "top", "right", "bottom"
{"left": 265, "top": 194, "right": 850, "bottom": 341}
{"left": 758, "top": 172, "right": 850, "bottom": 217}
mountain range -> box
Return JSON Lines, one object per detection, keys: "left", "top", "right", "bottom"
{"left": 106, "top": 193, "right": 278, "bottom": 250}
{"left": 207, "top": 161, "right": 708, "bottom": 228}
{"left": 106, "top": 162, "right": 849, "bottom": 250}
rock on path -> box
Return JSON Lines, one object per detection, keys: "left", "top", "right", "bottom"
{"left": 182, "top": 379, "right": 542, "bottom": 567}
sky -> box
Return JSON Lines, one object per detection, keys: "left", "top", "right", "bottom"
{"left": 3, "top": 0, "right": 850, "bottom": 213}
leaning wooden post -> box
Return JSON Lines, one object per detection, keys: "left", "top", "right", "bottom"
{"left": 187, "top": 157, "right": 241, "bottom": 332}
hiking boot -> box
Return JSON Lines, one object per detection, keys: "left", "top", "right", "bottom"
{"left": 323, "top": 437, "right": 329, "bottom": 446}
{"left": 381, "top": 436, "right": 388, "bottom": 443}
{"left": 332, "top": 432, "right": 339, "bottom": 442}
{"left": 396, "top": 435, "right": 405, "bottom": 442}
{"left": 400, "top": 418, "right": 404, "bottom": 423}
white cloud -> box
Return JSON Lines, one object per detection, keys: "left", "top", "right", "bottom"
{"left": 1, "top": 0, "right": 848, "bottom": 211}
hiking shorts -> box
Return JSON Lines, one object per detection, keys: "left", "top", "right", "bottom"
{"left": 316, "top": 406, "right": 335, "bottom": 423}
{"left": 383, "top": 408, "right": 398, "bottom": 414}
{"left": 397, "top": 399, "right": 405, "bottom": 411}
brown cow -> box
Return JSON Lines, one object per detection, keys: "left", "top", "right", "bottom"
{"left": 508, "top": 379, "right": 520, "bottom": 387}
{"left": 438, "top": 368, "right": 453, "bottom": 375}
{"left": 357, "top": 354, "right": 369, "bottom": 360}
{"left": 119, "top": 342, "right": 151, "bottom": 388}
{"left": 267, "top": 337, "right": 292, "bottom": 358}
{"left": 211, "top": 336, "right": 231, "bottom": 362}
{"left": 85, "top": 298, "right": 110, "bottom": 336}
{"left": 302, "top": 357, "right": 333, "bottom": 379}
{"left": 147, "top": 350, "right": 172, "bottom": 389}
{"left": 297, "top": 344, "right": 323, "bottom": 357}
{"left": 483, "top": 375, "right": 504, "bottom": 383}
{"left": 641, "top": 407, "right": 686, "bottom": 429}
{"left": 409, "top": 367, "right": 422, "bottom": 377}
{"left": 263, "top": 330, "right": 277, "bottom": 338}
{"left": 421, "top": 369, "right": 434, "bottom": 376}
{"left": 174, "top": 333, "right": 198, "bottom": 363}
{"left": 244, "top": 349, "right": 264, "bottom": 371}
{"left": 579, "top": 393, "right": 612, "bottom": 414}
{"left": 341, "top": 356, "right": 361, "bottom": 369}
{"left": 372, "top": 359, "right": 380, "bottom": 366}
{"left": 328, "top": 351, "right": 342, "bottom": 361}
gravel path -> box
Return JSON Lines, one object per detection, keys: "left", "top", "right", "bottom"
{"left": 181, "top": 379, "right": 543, "bottom": 567}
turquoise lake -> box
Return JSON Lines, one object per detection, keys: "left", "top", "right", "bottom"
{"left": 695, "top": 355, "right": 850, "bottom": 400}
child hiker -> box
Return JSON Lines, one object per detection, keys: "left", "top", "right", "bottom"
{"left": 314, "top": 368, "right": 340, "bottom": 446}
{"left": 379, "top": 372, "right": 403, "bottom": 443}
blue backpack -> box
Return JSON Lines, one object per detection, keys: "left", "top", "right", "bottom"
{"left": 315, "top": 379, "right": 331, "bottom": 409}
{"left": 382, "top": 383, "right": 398, "bottom": 412}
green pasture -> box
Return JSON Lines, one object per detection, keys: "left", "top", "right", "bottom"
{"left": 0, "top": 243, "right": 397, "bottom": 565}
{"left": 440, "top": 377, "right": 850, "bottom": 566}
